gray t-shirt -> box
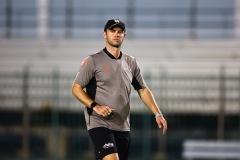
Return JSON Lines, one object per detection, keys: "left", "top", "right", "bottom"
{"left": 74, "top": 48, "right": 146, "bottom": 131}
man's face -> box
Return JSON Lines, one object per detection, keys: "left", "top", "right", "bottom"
{"left": 104, "top": 27, "right": 126, "bottom": 48}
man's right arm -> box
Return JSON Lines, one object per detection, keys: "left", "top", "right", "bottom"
{"left": 72, "top": 83, "right": 113, "bottom": 117}
{"left": 72, "top": 82, "right": 93, "bottom": 108}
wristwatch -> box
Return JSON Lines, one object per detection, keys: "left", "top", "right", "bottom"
{"left": 90, "top": 101, "right": 97, "bottom": 110}
{"left": 155, "top": 113, "right": 163, "bottom": 118}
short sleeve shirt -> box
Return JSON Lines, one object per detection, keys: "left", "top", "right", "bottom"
{"left": 74, "top": 48, "right": 146, "bottom": 131}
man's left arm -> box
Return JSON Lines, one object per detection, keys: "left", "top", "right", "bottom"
{"left": 137, "top": 87, "right": 167, "bottom": 134}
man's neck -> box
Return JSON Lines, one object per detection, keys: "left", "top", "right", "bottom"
{"left": 106, "top": 46, "right": 121, "bottom": 59}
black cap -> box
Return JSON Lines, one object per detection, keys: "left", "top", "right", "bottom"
{"left": 104, "top": 19, "right": 125, "bottom": 32}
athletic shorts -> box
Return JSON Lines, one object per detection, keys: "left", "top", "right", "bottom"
{"left": 88, "top": 127, "right": 131, "bottom": 160}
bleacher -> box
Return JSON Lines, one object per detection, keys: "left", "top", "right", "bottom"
{"left": 0, "top": 39, "right": 240, "bottom": 114}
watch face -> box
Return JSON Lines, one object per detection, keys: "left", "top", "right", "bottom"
{"left": 91, "top": 102, "right": 97, "bottom": 109}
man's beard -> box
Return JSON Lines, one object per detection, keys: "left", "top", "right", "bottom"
{"left": 107, "top": 39, "right": 122, "bottom": 48}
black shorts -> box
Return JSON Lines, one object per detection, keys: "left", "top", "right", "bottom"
{"left": 88, "top": 127, "right": 131, "bottom": 160}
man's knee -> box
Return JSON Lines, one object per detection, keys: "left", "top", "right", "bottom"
{"left": 102, "top": 153, "right": 119, "bottom": 160}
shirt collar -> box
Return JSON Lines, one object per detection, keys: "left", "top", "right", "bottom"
{"left": 103, "top": 47, "right": 122, "bottom": 59}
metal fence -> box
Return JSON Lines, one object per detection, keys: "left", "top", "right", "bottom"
{"left": 1, "top": 67, "right": 240, "bottom": 114}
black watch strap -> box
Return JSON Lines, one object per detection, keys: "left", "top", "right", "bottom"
{"left": 90, "top": 102, "right": 97, "bottom": 110}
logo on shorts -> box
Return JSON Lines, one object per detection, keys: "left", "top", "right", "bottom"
{"left": 103, "top": 142, "right": 114, "bottom": 149}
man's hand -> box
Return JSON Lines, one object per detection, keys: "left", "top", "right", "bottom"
{"left": 156, "top": 116, "right": 167, "bottom": 134}
{"left": 93, "top": 105, "right": 114, "bottom": 118}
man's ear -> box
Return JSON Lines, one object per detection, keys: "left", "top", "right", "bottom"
{"left": 103, "top": 31, "right": 107, "bottom": 39}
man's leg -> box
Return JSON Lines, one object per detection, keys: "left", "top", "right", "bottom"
{"left": 112, "top": 130, "right": 131, "bottom": 160}
{"left": 102, "top": 153, "right": 119, "bottom": 160}
{"left": 88, "top": 127, "right": 118, "bottom": 160}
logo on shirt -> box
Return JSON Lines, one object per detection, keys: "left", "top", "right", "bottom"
{"left": 103, "top": 142, "right": 114, "bottom": 149}
{"left": 104, "top": 65, "right": 108, "bottom": 71}
{"left": 82, "top": 59, "right": 88, "bottom": 66}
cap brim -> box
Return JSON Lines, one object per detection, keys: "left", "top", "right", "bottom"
{"left": 108, "top": 24, "right": 125, "bottom": 31}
